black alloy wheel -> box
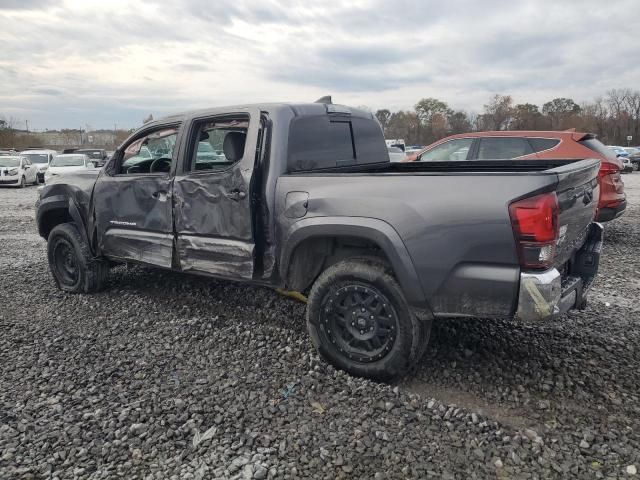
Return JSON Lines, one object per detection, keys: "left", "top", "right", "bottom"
{"left": 319, "top": 283, "right": 399, "bottom": 363}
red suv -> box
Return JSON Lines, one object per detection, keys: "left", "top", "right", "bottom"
{"left": 407, "top": 131, "right": 626, "bottom": 222}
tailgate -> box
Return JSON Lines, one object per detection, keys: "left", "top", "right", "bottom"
{"left": 551, "top": 159, "right": 601, "bottom": 267}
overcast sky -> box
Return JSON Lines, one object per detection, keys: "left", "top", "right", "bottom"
{"left": 1, "top": 0, "right": 639, "bottom": 130}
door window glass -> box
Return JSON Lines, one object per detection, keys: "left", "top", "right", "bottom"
{"left": 477, "top": 137, "right": 532, "bottom": 159}
{"left": 189, "top": 118, "right": 249, "bottom": 171}
{"left": 419, "top": 138, "right": 473, "bottom": 161}
{"left": 120, "top": 127, "right": 179, "bottom": 174}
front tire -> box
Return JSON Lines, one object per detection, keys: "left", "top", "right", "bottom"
{"left": 47, "top": 223, "right": 109, "bottom": 293}
{"left": 306, "top": 258, "right": 431, "bottom": 381}
{"left": 19, "top": 176, "right": 26, "bottom": 188}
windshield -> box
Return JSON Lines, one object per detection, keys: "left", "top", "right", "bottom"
{"left": 22, "top": 153, "right": 49, "bottom": 164}
{"left": 50, "top": 155, "right": 85, "bottom": 167}
{"left": 0, "top": 157, "right": 21, "bottom": 167}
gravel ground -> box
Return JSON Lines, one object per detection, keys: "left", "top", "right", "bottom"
{"left": 1, "top": 174, "right": 639, "bottom": 479}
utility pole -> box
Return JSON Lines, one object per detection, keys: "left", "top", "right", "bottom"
{"left": 25, "top": 120, "right": 29, "bottom": 132}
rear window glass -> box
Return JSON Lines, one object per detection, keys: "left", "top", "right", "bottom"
{"left": 287, "top": 115, "right": 388, "bottom": 171}
{"left": 351, "top": 116, "right": 388, "bottom": 164}
{"left": 580, "top": 138, "right": 618, "bottom": 162}
{"left": 22, "top": 153, "right": 50, "bottom": 164}
{"left": 528, "top": 138, "right": 560, "bottom": 152}
{"left": 477, "top": 137, "right": 532, "bottom": 159}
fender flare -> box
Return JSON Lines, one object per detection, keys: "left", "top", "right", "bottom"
{"left": 280, "top": 216, "right": 428, "bottom": 308}
{"left": 67, "top": 198, "right": 93, "bottom": 255}
{"left": 36, "top": 194, "right": 93, "bottom": 255}
{"left": 36, "top": 194, "right": 67, "bottom": 237}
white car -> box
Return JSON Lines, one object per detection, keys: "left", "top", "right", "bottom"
{"left": 0, "top": 155, "right": 39, "bottom": 187}
{"left": 621, "top": 156, "right": 634, "bottom": 173}
{"left": 20, "top": 149, "right": 57, "bottom": 184}
{"left": 45, "top": 154, "right": 95, "bottom": 183}
{"left": 387, "top": 146, "right": 407, "bottom": 162}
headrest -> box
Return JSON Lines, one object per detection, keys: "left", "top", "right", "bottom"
{"left": 223, "top": 131, "right": 246, "bottom": 162}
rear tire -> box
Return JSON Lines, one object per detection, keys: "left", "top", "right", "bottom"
{"left": 47, "top": 223, "right": 109, "bottom": 293}
{"left": 306, "top": 258, "right": 431, "bottom": 381}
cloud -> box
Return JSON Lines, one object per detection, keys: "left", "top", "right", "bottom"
{"left": 0, "top": 0, "right": 59, "bottom": 9}
{"left": 0, "top": 0, "right": 638, "bottom": 129}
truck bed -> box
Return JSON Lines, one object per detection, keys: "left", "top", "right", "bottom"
{"left": 277, "top": 158, "right": 601, "bottom": 318}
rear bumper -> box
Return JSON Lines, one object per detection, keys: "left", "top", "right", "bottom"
{"left": 515, "top": 223, "right": 603, "bottom": 321}
{"left": 597, "top": 199, "right": 626, "bottom": 222}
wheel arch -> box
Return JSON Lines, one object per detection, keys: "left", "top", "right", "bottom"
{"left": 280, "top": 217, "right": 428, "bottom": 309}
{"left": 37, "top": 195, "right": 92, "bottom": 254}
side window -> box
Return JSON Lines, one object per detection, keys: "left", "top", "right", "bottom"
{"left": 419, "top": 138, "right": 473, "bottom": 161}
{"left": 189, "top": 117, "right": 248, "bottom": 172}
{"left": 119, "top": 127, "right": 179, "bottom": 174}
{"left": 528, "top": 138, "right": 560, "bottom": 153}
{"left": 477, "top": 137, "right": 532, "bottom": 160}
{"left": 288, "top": 116, "right": 355, "bottom": 171}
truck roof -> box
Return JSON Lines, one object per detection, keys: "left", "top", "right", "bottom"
{"left": 146, "top": 102, "right": 376, "bottom": 127}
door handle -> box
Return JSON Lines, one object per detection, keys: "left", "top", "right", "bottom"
{"left": 226, "top": 189, "right": 247, "bottom": 201}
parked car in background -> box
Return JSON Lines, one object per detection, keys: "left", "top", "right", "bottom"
{"left": 0, "top": 155, "right": 39, "bottom": 187}
{"left": 74, "top": 148, "right": 109, "bottom": 167}
{"left": 44, "top": 154, "right": 95, "bottom": 183}
{"left": 623, "top": 147, "right": 640, "bottom": 169}
{"left": 407, "top": 131, "right": 626, "bottom": 222}
{"left": 0, "top": 150, "right": 16, "bottom": 156}
{"left": 387, "top": 146, "right": 406, "bottom": 162}
{"left": 621, "top": 157, "right": 634, "bottom": 173}
{"left": 20, "top": 149, "right": 57, "bottom": 183}
{"left": 385, "top": 138, "right": 405, "bottom": 152}
{"left": 608, "top": 146, "right": 630, "bottom": 158}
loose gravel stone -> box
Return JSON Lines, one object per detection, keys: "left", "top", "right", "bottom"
{"left": 1, "top": 175, "right": 640, "bottom": 479}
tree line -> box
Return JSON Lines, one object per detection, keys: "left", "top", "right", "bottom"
{"left": 376, "top": 88, "right": 640, "bottom": 147}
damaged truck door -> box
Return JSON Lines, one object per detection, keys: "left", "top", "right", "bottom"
{"left": 93, "top": 124, "right": 182, "bottom": 268}
{"left": 172, "top": 109, "right": 262, "bottom": 279}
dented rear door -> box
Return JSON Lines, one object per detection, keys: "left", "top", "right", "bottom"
{"left": 172, "top": 108, "right": 261, "bottom": 279}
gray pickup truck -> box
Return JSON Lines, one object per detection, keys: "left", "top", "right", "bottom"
{"left": 36, "top": 101, "right": 603, "bottom": 380}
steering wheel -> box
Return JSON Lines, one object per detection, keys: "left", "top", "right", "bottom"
{"left": 149, "top": 157, "right": 172, "bottom": 173}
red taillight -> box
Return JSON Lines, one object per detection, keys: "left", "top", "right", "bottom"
{"left": 598, "top": 161, "right": 620, "bottom": 177}
{"left": 509, "top": 192, "right": 559, "bottom": 270}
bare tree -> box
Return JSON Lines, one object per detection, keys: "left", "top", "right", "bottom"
{"left": 480, "top": 95, "right": 513, "bottom": 131}
{"left": 375, "top": 109, "right": 391, "bottom": 133}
